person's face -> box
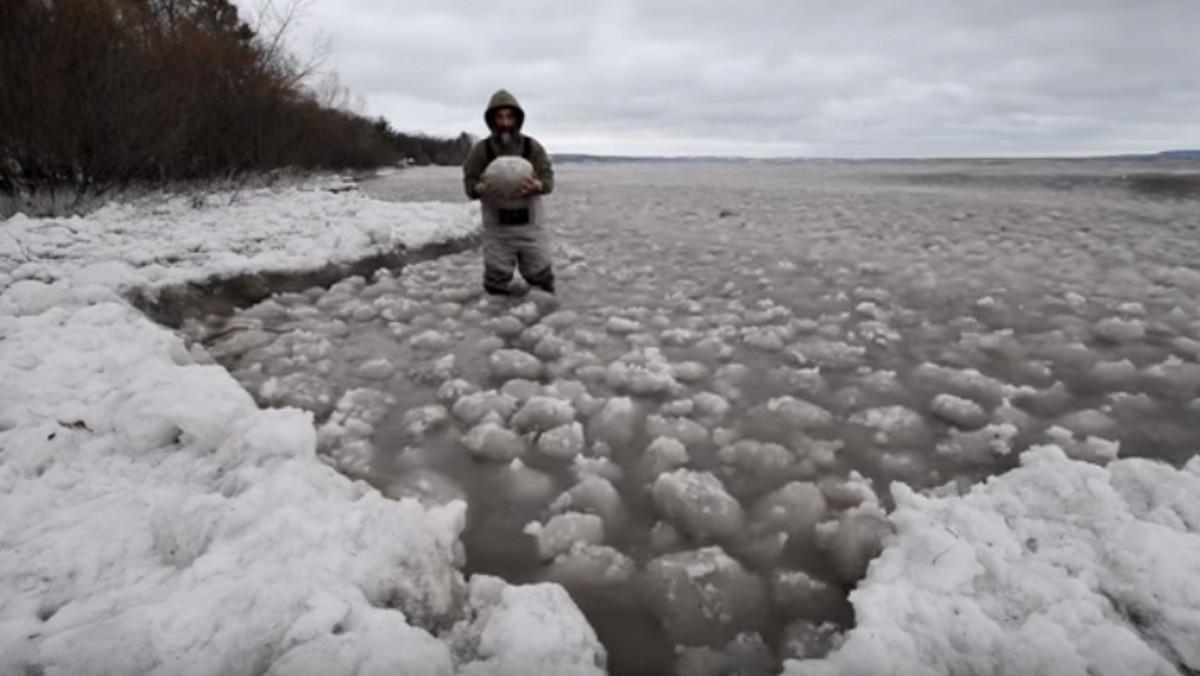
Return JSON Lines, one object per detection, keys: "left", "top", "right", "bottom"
{"left": 493, "top": 107, "right": 518, "bottom": 132}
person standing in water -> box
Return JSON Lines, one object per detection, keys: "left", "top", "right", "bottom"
{"left": 461, "top": 89, "right": 557, "bottom": 297}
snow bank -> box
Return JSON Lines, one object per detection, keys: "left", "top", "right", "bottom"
{"left": 0, "top": 181, "right": 604, "bottom": 676}
{"left": 0, "top": 179, "right": 479, "bottom": 299}
{"left": 785, "top": 445, "right": 1200, "bottom": 676}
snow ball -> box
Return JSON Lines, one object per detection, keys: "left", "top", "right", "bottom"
{"left": 652, "top": 469, "right": 745, "bottom": 541}
{"left": 1095, "top": 316, "right": 1146, "bottom": 343}
{"left": 929, "top": 393, "right": 989, "bottom": 430}
{"left": 646, "top": 414, "right": 711, "bottom": 451}
{"left": 409, "top": 329, "right": 455, "bottom": 352}
{"left": 499, "top": 378, "right": 542, "bottom": 405}
{"left": 640, "top": 436, "right": 691, "bottom": 480}
{"left": 437, "top": 378, "right": 479, "bottom": 404}
{"left": 768, "top": 367, "right": 830, "bottom": 398}
{"left": 818, "top": 471, "right": 881, "bottom": 511}
{"left": 353, "top": 357, "right": 395, "bottom": 380}
{"left": 718, "top": 440, "right": 795, "bottom": 478}
{"left": 606, "top": 347, "right": 680, "bottom": 395}
{"left": 452, "top": 390, "right": 518, "bottom": 426}
{"left": 524, "top": 512, "right": 606, "bottom": 561}
{"left": 572, "top": 456, "right": 625, "bottom": 484}
{"left": 509, "top": 301, "right": 542, "bottom": 324}
{"left": 662, "top": 328, "right": 702, "bottom": 346}
{"left": 549, "top": 475, "right": 624, "bottom": 525}
{"left": 605, "top": 316, "right": 642, "bottom": 335}
{"left": 485, "top": 315, "right": 526, "bottom": 338}
{"left": 936, "top": 423, "right": 1020, "bottom": 463}
{"left": 743, "top": 327, "right": 787, "bottom": 352}
{"left": 489, "top": 348, "right": 543, "bottom": 381}
{"left": 849, "top": 405, "right": 929, "bottom": 446}
{"left": 463, "top": 422, "right": 527, "bottom": 461}
{"left": 400, "top": 405, "right": 449, "bottom": 437}
{"left": 818, "top": 505, "right": 893, "bottom": 584}
{"left": 771, "top": 569, "right": 844, "bottom": 620}
{"left": 779, "top": 620, "right": 842, "bottom": 660}
{"left": 641, "top": 547, "right": 768, "bottom": 647}
{"left": 744, "top": 396, "right": 835, "bottom": 439}
{"left": 1057, "top": 409, "right": 1119, "bottom": 439}
{"left": 692, "top": 392, "right": 731, "bottom": 420}
{"left": 258, "top": 373, "right": 335, "bottom": 418}
{"left": 672, "top": 360, "right": 711, "bottom": 383}
{"left": 649, "top": 520, "right": 686, "bottom": 552}
{"left": 750, "top": 481, "right": 827, "bottom": 541}
{"left": 536, "top": 422, "right": 586, "bottom": 460}
{"left": 481, "top": 155, "right": 535, "bottom": 198}
{"left": 661, "top": 398, "right": 695, "bottom": 417}
{"left": 787, "top": 339, "right": 866, "bottom": 370}
{"left": 541, "top": 544, "right": 636, "bottom": 588}
{"left": 587, "top": 397, "right": 640, "bottom": 447}
{"left": 384, "top": 468, "right": 467, "bottom": 508}
{"left": 541, "top": 310, "right": 580, "bottom": 328}
{"left": 533, "top": 335, "right": 572, "bottom": 361}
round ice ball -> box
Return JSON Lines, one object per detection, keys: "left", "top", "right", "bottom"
{"left": 482, "top": 156, "right": 535, "bottom": 199}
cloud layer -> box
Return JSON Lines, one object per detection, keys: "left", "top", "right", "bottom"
{"left": 276, "top": 0, "right": 1200, "bottom": 157}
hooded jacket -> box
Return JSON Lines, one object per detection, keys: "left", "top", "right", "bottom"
{"left": 461, "top": 89, "right": 555, "bottom": 204}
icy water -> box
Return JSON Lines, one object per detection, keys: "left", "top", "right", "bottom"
{"left": 180, "top": 159, "right": 1200, "bottom": 676}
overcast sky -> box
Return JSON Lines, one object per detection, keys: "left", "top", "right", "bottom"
{"left": 263, "top": 0, "right": 1200, "bottom": 158}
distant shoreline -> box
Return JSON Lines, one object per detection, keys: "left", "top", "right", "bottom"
{"left": 550, "top": 149, "right": 1200, "bottom": 164}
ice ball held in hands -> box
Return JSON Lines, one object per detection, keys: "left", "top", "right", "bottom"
{"left": 482, "top": 156, "right": 536, "bottom": 199}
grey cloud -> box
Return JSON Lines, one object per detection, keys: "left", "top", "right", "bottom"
{"left": 279, "top": 0, "right": 1200, "bottom": 156}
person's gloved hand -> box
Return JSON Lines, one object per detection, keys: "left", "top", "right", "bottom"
{"left": 520, "top": 176, "right": 543, "bottom": 196}
{"left": 476, "top": 181, "right": 498, "bottom": 198}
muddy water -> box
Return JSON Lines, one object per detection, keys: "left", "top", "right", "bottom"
{"left": 181, "top": 160, "right": 1200, "bottom": 676}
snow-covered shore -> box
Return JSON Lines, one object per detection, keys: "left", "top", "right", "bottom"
{"left": 0, "top": 179, "right": 605, "bottom": 676}
{"left": 2, "top": 170, "right": 1198, "bottom": 676}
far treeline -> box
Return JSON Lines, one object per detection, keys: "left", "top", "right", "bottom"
{"left": 0, "top": 0, "right": 472, "bottom": 201}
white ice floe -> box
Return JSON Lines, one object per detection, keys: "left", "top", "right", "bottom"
{"left": 785, "top": 446, "right": 1200, "bottom": 676}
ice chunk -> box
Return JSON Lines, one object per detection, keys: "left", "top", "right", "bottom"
{"left": 779, "top": 619, "right": 842, "bottom": 660}
{"left": 661, "top": 398, "right": 695, "bottom": 417}
{"left": 929, "top": 393, "right": 989, "bottom": 430}
{"left": 400, "top": 405, "right": 449, "bottom": 437}
{"left": 649, "top": 520, "right": 686, "bottom": 552}
{"left": 692, "top": 392, "right": 731, "bottom": 420}
{"left": 1090, "top": 359, "right": 1140, "bottom": 389}
{"left": 745, "top": 396, "right": 835, "bottom": 439}
{"left": 587, "top": 397, "right": 640, "bottom": 448}
{"left": 1094, "top": 316, "right": 1146, "bottom": 343}
{"left": 384, "top": 468, "right": 467, "bottom": 508}
{"left": 409, "top": 329, "right": 455, "bottom": 352}
{"left": 750, "top": 481, "right": 827, "bottom": 541}
{"left": 489, "top": 349, "right": 543, "bottom": 381}
{"left": 718, "top": 440, "right": 795, "bottom": 478}
{"left": 676, "top": 632, "right": 776, "bottom": 676}
{"left": 937, "top": 423, "right": 1020, "bottom": 463}
{"left": 572, "top": 456, "right": 625, "bottom": 484}
{"left": 768, "top": 367, "right": 830, "bottom": 399}
{"left": 524, "top": 512, "right": 606, "bottom": 561}
{"left": 606, "top": 347, "right": 680, "bottom": 394}
{"left": 533, "top": 334, "right": 573, "bottom": 361}
{"left": 499, "top": 393, "right": 571, "bottom": 433}
{"left": 743, "top": 326, "right": 788, "bottom": 352}
{"left": 259, "top": 372, "right": 335, "bottom": 418}
{"left": 529, "top": 422, "right": 583, "bottom": 460}
{"left": 452, "top": 391, "right": 518, "bottom": 426}
{"left": 463, "top": 422, "right": 527, "bottom": 461}
{"left": 652, "top": 469, "right": 745, "bottom": 541}
{"left": 498, "top": 378, "right": 542, "bottom": 404}
{"left": 437, "top": 378, "right": 479, "bottom": 404}
{"left": 549, "top": 475, "right": 624, "bottom": 525}
{"left": 640, "top": 436, "right": 691, "bottom": 480}
{"left": 540, "top": 544, "right": 636, "bottom": 588}
{"left": 605, "top": 316, "right": 642, "bottom": 334}
{"left": 1044, "top": 426, "right": 1121, "bottom": 463}
{"left": 645, "top": 414, "right": 711, "bottom": 451}
{"left": 1057, "top": 409, "right": 1118, "bottom": 439}
{"left": 849, "top": 405, "right": 929, "bottom": 446}
{"left": 818, "top": 505, "right": 893, "bottom": 584}
{"left": 485, "top": 315, "right": 526, "bottom": 338}
{"left": 672, "top": 360, "right": 711, "bottom": 383}
{"left": 787, "top": 339, "right": 866, "bottom": 370}
{"left": 911, "top": 362, "right": 1011, "bottom": 407}
{"left": 771, "top": 569, "right": 844, "bottom": 620}
{"left": 641, "top": 547, "right": 768, "bottom": 646}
